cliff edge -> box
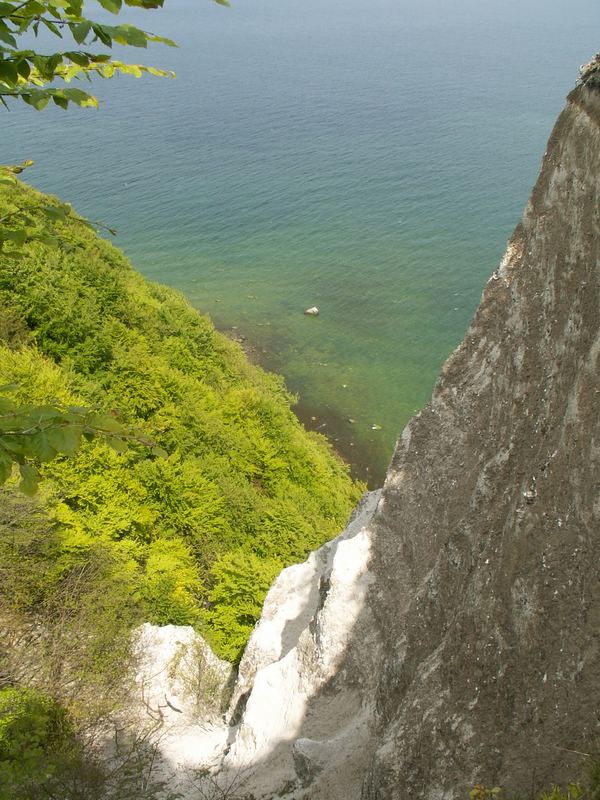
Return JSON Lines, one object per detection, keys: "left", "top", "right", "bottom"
{"left": 218, "top": 81, "right": 600, "bottom": 798}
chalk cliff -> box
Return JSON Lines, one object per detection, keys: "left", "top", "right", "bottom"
{"left": 214, "top": 80, "right": 600, "bottom": 798}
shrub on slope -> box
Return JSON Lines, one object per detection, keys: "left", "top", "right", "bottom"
{"left": 0, "top": 182, "right": 363, "bottom": 661}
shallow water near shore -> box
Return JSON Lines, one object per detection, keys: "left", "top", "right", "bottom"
{"left": 2, "top": 0, "right": 598, "bottom": 485}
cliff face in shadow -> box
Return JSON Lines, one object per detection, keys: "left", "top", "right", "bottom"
{"left": 218, "top": 82, "right": 600, "bottom": 799}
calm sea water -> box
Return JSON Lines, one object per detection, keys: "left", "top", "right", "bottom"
{"left": 2, "top": 0, "right": 598, "bottom": 484}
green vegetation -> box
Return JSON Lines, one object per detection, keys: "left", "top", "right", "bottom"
{"left": 0, "top": 180, "right": 363, "bottom": 664}
{"left": 0, "top": 178, "right": 362, "bottom": 796}
{"left": 0, "top": 490, "right": 141, "bottom": 712}
{"left": 0, "top": 488, "right": 162, "bottom": 796}
{"left": 0, "top": 0, "right": 190, "bottom": 258}
{"left": 0, "top": 684, "right": 178, "bottom": 799}
{"left": 0, "top": 686, "right": 75, "bottom": 799}
{"left": 469, "top": 769, "right": 600, "bottom": 800}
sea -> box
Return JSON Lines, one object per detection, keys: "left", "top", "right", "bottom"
{"left": 1, "top": 0, "right": 598, "bottom": 485}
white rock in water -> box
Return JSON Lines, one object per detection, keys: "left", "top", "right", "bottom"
{"left": 304, "top": 306, "right": 319, "bottom": 316}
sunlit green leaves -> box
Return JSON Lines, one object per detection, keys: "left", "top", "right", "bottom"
{"left": 97, "top": 0, "right": 124, "bottom": 14}
{"left": 0, "top": 160, "right": 33, "bottom": 175}
{"left": 0, "top": 175, "right": 74, "bottom": 258}
{"left": 0, "top": 177, "right": 113, "bottom": 260}
{"left": 0, "top": 0, "right": 212, "bottom": 304}
{"left": 1, "top": 29, "right": 166, "bottom": 112}
{"left": 0, "top": 0, "right": 224, "bottom": 111}
{"left": 0, "top": 390, "right": 163, "bottom": 493}
{"left": 0, "top": 0, "right": 183, "bottom": 263}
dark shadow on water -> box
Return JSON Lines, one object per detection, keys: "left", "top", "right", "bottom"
{"left": 213, "top": 319, "right": 390, "bottom": 488}
{"left": 293, "top": 399, "right": 388, "bottom": 489}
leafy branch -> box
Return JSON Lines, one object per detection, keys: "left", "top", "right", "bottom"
{"left": 0, "top": 386, "right": 166, "bottom": 495}
{"left": 0, "top": 163, "right": 116, "bottom": 259}
{"left": 0, "top": 0, "right": 230, "bottom": 110}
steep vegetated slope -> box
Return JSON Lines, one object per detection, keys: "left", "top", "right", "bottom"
{"left": 0, "top": 181, "right": 362, "bottom": 663}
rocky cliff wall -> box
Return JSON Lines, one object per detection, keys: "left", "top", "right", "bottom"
{"left": 362, "top": 82, "right": 600, "bottom": 797}
{"left": 217, "top": 82, "right": 600, "bottom": 798}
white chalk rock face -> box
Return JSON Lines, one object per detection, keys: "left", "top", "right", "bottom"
{"left": 220, "top": 490, "right": 382, "bottom": 799}
{"left": 132, "top": 623, "right": 232, "bottom": 779}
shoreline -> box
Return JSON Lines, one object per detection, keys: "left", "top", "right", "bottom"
{"left": 220, "top": 323, "right": 385, "bottom": 489}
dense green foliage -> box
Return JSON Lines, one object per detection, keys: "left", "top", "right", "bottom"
{"left": 0, "top": 682, "right": 176, "bottom": 799}
{"left": 0, "top": 490, "right": 141, "bottom": 711}
{"left": 0, "top": 490, "right": 178, "bottom": 797}
{"left": 0, "top": 686, "right": 75, "bottom": 799}
{"left": 0, "top": 180, "right": 363, "bottom": 662}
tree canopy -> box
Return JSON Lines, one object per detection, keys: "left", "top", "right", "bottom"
{"left": 0, "top": 180, "right": 362, "bottom": 658}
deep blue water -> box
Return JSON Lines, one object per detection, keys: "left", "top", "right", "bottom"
{"left": 2, "top": 0, "right": 598, "bottom": 484}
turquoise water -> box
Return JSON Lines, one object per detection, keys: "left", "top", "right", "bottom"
{"left": 2, "top": 0, "right": 598, "bottom": 484}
